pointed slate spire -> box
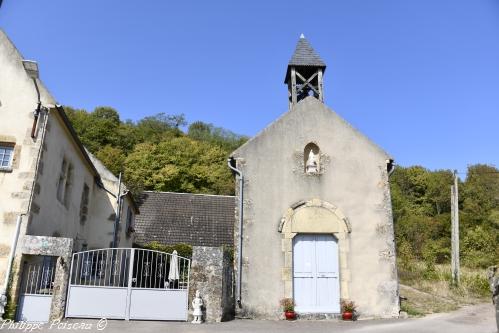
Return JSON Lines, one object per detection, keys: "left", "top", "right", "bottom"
{"left": 285, "top": 35, "right": 326, "bottom": 107}
{"left": 286, "top": 35, "right": 326, "bottom": 73}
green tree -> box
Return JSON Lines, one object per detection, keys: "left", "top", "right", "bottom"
{"left": 124, "top": 137, "right": 234, "bottom": 195}
{"left": 188, "top": 121, "right": 248, "bottom": 152}
{"left": 94, "top": 145, "right": 126, "bottom": 175}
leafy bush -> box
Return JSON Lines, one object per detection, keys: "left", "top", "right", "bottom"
{"left": 460, "top": 274, "right": 490, "bottom": 297}
{"left": 462, "top": 226, "right": 497, "bottom": 268}
{"left": 137, "top": 241, "right": 192, "bottom": 259}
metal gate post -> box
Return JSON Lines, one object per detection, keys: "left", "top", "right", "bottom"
{"left": 64, "top": 253, "right": 75, "bottom": 318}
{"left": 125, "top": 248, "right": 135, "bottom": 320}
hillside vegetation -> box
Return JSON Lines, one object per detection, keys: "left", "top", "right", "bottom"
{"left": 66, "top": 107, "right": 498, "bottom": 313}
{"left": 64, "top": 106, "right": 247, "bottom": 196}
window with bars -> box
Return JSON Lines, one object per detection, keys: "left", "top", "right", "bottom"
{"left": 0, "top": 144, "right": 14, "bottom": 170}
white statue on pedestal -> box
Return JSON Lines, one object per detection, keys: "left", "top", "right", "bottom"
{"left": 191, "top": 290, "right": 203, "bottom": 324}
{"left": 306, "top": 150, "right": 318, "bottom": 174}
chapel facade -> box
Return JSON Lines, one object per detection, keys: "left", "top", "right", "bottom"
{"left": 229, "top": 35, "right": 399, "bottom": 319}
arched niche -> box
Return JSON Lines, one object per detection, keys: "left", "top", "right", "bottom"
{"left": 304, "top": 143, "right": 320, "bottom": 174}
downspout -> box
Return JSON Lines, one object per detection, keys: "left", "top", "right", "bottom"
{"left": 227, "top": 157, "right": 243, "bottom": 308}
{"left": 112, "top": 172, "right": 122, "bottom": 248}
{"left": 1, "top": 215, "right": 24, "bottom": 291}
{"left": 30, "top": 78, "right": 41, "bottom": 138}
{"left": 94, "top": 173, "right": 127, "bottom": 248}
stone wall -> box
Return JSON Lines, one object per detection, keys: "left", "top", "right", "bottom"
{"left": 189, "top": 246, "right": 234, "bottom": 322}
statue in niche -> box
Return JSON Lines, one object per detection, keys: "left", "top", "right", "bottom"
{"left": 306, "top": 150, "right": 319, "bottom": 174}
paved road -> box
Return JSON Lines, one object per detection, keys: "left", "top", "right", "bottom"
{"left": 1, "top": 303, "right": 496, "bottom": 333}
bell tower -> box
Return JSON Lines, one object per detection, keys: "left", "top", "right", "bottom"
{"left": 285, "top": 34, "right": 326, "bottom": 109}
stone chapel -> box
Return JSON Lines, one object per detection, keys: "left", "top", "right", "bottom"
{"left": 228, "top": 35, "right": 400, "bottom": 319}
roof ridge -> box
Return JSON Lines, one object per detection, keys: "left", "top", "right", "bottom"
{"left": 142, "top": 191, "right": 235, "bottom": 198}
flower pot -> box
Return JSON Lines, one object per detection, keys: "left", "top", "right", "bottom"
{"left": 284, "top": 311, "right": 296, "bottom": 320}
{"left": 342, "top": 311, "right": 353, "bottom": 320}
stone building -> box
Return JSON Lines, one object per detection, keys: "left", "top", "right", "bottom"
{"left": 0, "top": 30, "right": 138, "bottom": 321}
{"left": 229, "top": 35, "right": 399, "bottom": 319}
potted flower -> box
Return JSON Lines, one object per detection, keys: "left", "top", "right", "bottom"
{"left": 280, "top": 298, "right": 296, "bottom": 320}
{"left": 340, "top": 299, "right": 357, "bottom": 320}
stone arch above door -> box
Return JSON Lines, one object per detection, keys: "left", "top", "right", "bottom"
{"left": 278, "top": 198, "right": 351, "bottom": 300}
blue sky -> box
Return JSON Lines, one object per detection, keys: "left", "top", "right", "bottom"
{"left": 1, "top": 1, "right": 498, "bottom": 174}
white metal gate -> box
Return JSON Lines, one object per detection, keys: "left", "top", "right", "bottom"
{"left": 17, "top": 258, "right": 56, "bottom": 322}
{"left": 293, "top": 234, "right": 340, "bottom": 313}
{"left": 65, "top": 248, "right": 190, "bottom": 321}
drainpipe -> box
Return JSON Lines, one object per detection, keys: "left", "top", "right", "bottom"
{"left": 227, "top": 158, "right": 243, "bottom": 308}
{"left": 94, "top": 174, "right": 127, "bottom": 248}
{"left": 112, "top": 173, "right": 122, "bottom": 248}
{"left": 2, "top": 215, "right": 24, "bottom": 292}
{"left": 0, "top": 214, "right": 25, "bottom": 314}
{"left": 30, "top": 79, "right": 41, "bottom": 138}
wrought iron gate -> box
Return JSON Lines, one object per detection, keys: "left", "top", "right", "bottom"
{"left": 17, "top": 258, "right": 56, "bottom": 322}
{"left": 65, "top": 248, "right": 190, "bottom": 321}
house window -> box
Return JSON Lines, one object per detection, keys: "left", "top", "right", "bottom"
{"left": 56, "top": 158, "right": 73, "bottom": 207}
{"left": 0, "top": 144, "right": 14, "bottom": 170}
{"left": 79, "top": 183, "right": 90, "bottom": 225}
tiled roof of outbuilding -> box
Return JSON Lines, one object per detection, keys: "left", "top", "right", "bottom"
{"left": 134, "top": 191, "right": 235, "bottom": 248}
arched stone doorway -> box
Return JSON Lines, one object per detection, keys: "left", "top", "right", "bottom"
{"left": 278, "top": 199, "right": 351, "bottom": 312}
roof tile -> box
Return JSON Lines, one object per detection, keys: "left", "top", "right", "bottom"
{"left": 134, "top": 191, "right": 235, "bottom": 248}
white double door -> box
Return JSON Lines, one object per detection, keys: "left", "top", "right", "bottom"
{"left": 293, "top": 234, "right": 340, "bottom": 313}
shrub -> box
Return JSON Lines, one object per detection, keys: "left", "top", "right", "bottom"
{"left": 138, "top": 241, "right": 193, "bottom": 259}
{"left": 461, "top": 274, "right": 490, "bottom": 298}
{"left": 462, "top": 226, "right": 497, "bottom": 268}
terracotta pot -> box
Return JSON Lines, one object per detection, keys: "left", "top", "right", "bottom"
{"left": 342, "top": 311, "right": 353, "bottom": 320}
{"left": 284, "top": 311, "right": 296, "bottom": 320}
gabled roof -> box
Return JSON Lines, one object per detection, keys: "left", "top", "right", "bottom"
{"left": 285, "top": 35, "right": 326, "bottom": 83}
{"left": 231, "top": 96, "right": 392, "bottom": 160}
{"left": 134, "top": 191, "right": 235, "bottom": 247}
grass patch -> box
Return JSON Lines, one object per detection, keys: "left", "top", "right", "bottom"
{"left": 400, "top": 301, "right": 425, "bottom": 317}
{"left": 398, "top": 260, "right": 489, "bottom": 317}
